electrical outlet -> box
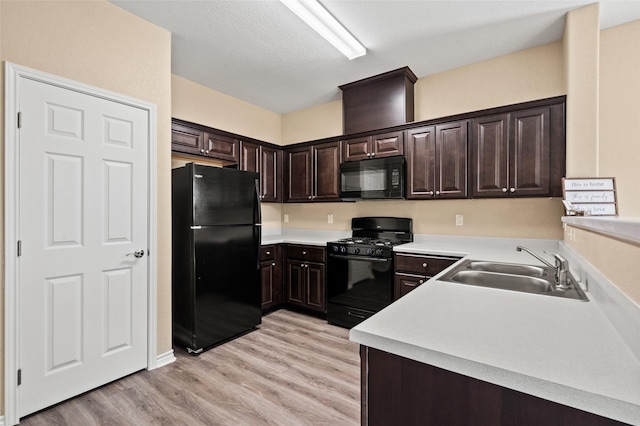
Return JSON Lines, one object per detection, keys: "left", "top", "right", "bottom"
{"left": 455, "top": 214, "right": 463, "bottom": 226}
{"left": 328, "top": 214, "right": 333, "bottom": 224}
{"left": 284, "top": 213, "right": 289, "bottom": 223}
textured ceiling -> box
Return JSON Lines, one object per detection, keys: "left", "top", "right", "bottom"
{"left": 111, "top": 0, "right": 640, "bottom": 114}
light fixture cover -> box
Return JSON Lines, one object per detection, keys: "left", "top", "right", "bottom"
{"left": 280, "top": 0, "right": 366, "bottom": 60}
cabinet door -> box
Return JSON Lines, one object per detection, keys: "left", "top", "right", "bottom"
{"left": 286, "top": 261, "right": 306, "bottom": 307}
{"left": 240, "top": 141, "right": 260, "bottom": 173}
{"left": 371, "top": 131, "right": 404, "bottom": 158}
{"left": 394, "top": 273, "right": 424, "bottom": 300}
{"left": 171, "top": 123, "right": 204, "bottom": 155}
{"left": 470, "top": 114, "right": 509, "bottom": 197}
{"left": 510, "top": 107, "right": 550, "bottom": 197}
{"left": 313, "top": 142, "right": 341, "bottom": 201}
{"left": 406, "top": 126, "right": 436, "bottom": 199}
{"left": 285, "top": 147, "right": 313, "bottom": 202}
{"left": 204, "top": 132, "right": 238, "bottom": 162}
{"left": 342, "top": 136, "right": 370, "bottom": 162}
{"left": 261, "top": 260, "right": 276, "bottom": 310}
{"left": 435, "top": 121, "right": 467, "bottom": 198}
{"left": 261, "top": 146, "right": 282, "bottom": 203}
{"left": 306, "top": 262, "right": 326, "bottom": 313}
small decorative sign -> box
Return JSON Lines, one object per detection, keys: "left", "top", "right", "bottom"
{"left": 562, "top": 177, "right": 617, "bottom": 216}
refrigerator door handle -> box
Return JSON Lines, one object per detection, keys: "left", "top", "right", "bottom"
{"left": 254, "top": 178, "right": 262, "bottom": 226}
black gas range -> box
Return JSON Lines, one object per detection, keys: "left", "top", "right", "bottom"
{"left": 326, "top": 217, "right": 413, "bottom": 328}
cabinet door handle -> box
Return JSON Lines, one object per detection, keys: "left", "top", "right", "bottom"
{"left": 366, "top": 153, "right": 371, "bottom": 157}
{"left": 308, "top": 195, "right": 312, "bottom": 200}
{"left": 510, "top": 187, "right": 515, "bottom": 193}
{"left": 502, "top": 187, "right": 508, "bottom": 193}
{"left": 371, "top": 152, "right": 375, "bottom": 157}
{"left": 200, "top": 149, "right": 205, "bottom": 153}
{"left": 435, "top": 191, "right": 440, "bottom": 195}
{"left": 428, "top": 191, "right": 434, "bottom": 195}
{"left": 205, "top": 150, "right": 210, "bottom": 154}
{"left": 418, "top": 280, "right": 424, "bottom": 284}
{"left": 272, "top": 262, "right": 276, "bottom": 266}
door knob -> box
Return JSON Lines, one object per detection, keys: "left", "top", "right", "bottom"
{"left": 126, "top": 249, "right": 145, "bottom": 258}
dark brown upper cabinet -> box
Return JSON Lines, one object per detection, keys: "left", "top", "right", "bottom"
{"left": 342, "top": 130, "right": 404, "bottom": 162}
{"left": 284, "top": 141, "right": 341, "bottom": 202}
{"left": 471, "top": 106, "right": 559, "bottom": 198}
{"left": 240, "top": 141, "right": 282, "bottom": 203}
{"left": 171, "top": 119, "right": 238, "bottom": 163}
{"left": 340, "top": 67, "right": 417, "bottom": 134}
{"left": 406, "top": 121, "right": 467, "bottom": 199}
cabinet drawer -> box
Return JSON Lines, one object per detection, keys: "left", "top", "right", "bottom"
{"left": 286, "top": 245, "right": 325, "bottom": 262}
{"left": 395, "top": 253, "right": 459, "bottom": 276}
{"left": 261, "top": 245, "right": 277, "bottom": 261}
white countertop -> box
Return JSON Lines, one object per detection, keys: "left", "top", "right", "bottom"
{"left": 350, "top": 236, "right": 640, "bottom": 425}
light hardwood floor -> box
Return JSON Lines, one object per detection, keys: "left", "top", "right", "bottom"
{"left": 20, "top": 310, "right": 361, "bottom": 426}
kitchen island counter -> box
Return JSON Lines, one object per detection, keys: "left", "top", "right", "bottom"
{"left": 351, "top": 235, "right": 640, "bottom": 425}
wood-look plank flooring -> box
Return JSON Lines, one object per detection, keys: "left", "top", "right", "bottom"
{"left": 20, "top": 310, "right": 361, "bottom": 426}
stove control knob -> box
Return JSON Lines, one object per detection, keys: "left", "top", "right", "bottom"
{"left": 375, "top": 248, "right": 383, "bottom": 256}
{"left": 332, "top": 245, "right": 339, "bottom": 253}
{"left": 340, "top": 246, "right": 347, "bottom": 254}
{"left": 366, "top": 248, "right": 374, "bottom": 255}
{"left": 354, "top": 248, "right": 360, "bottom": 254}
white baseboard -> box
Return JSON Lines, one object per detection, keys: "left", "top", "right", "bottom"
{"left": 155, "top": 349, "right": 176, "bottom": 369}
{"left": 0, "top": 414, "right": 5, "bottom": 426}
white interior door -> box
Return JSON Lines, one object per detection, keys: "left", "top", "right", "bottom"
{"left": 16, "top": 76, "right": 149, "bottom": 417}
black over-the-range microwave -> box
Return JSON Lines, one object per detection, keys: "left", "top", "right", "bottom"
{"left": 339, "top": 155, "right": 405, "bottom": 200}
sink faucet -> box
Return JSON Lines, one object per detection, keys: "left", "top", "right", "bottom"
{"left": 516, "top": 246, "right": 570, "bottom": 289}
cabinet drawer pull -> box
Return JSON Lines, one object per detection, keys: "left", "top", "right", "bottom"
{"left": 422, "top": 263, "right": 428, "bottom": 268}
{"left": 302, "top": 251, "right": 307, "bottom": 255}
{"left": 266, "top": 251, "right": 271, "bottom": 255}
{"left": 347, "top": 311, "right": 367, "bottom": 319}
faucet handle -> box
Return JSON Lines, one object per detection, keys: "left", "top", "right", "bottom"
{"left": 543, "top": 251, "right": 568, "bottom": 268}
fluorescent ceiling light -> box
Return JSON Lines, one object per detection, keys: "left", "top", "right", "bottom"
{"left": 280, "top": 0, "right": 366, "bottom": 60}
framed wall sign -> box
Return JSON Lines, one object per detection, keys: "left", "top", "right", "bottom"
{"left": 562, "top": 177, "right": 618, "bottom": 216}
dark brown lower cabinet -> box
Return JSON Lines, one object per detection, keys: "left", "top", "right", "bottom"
{"left": 284, "top": 245, "right": 326, "bottom": 313}
{"left": 260, "top": 245, "right": 282, "bottom": 312}
{"left": 361, "top": 346, "right": 626, "bottom": 426}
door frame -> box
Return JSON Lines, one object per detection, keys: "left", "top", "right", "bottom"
{"left": 4, "top": 62, "right": 159, "bottom": 425}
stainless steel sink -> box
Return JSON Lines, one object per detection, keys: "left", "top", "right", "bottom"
{"left": 464, "top": 261, "right": 547, "bottom": 277}
{"left": 450, "top": 270, "right": 553, "bottom": 293}
{"left": 439, "top": 259, "right": 589, "bottom": 301}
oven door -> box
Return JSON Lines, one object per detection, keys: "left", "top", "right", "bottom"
{"left": 326, "top": 253, "right": 394, "bottom": 328}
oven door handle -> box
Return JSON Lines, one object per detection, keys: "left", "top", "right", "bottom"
{"left": 328, "top": 254, "right": 390, "bottom": 263}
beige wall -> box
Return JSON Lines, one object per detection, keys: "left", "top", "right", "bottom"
{"left": 281, "top": 99, "right": 342, "bottom": 145}
{"left": 599, "top": 21, "right": 640, "bottom": 217}
{"left": 561, "top": 5, "right": 639, "bottom": 303}
{"left": 1, "top": 0, "right": 172, "bottom": 414}
{"left": 415, "top": 41, "right": 565, "bottom": 121}
{"left": 283, "top": 198, "right": 564, "bottom": 239}
{"left": 565, "top": 226, "right": 640, "bottom": 304}
{"left": 564, "top": 4, "right": 601, "bottom": 178}
{"left": 172, "top": 75, "right": 281, "bottom": 145}
{"left": 280, "top": 41, "right": 567, "bottom": 238}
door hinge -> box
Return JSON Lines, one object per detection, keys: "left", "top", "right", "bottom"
{"left": 17, "top": 112, "right": 22, "bottom": 129}
{"left": 17, "top": 369, "right": 22, "bottom": 386}
{"left": 17, "top": 240, "right": 22, "bottom": 257}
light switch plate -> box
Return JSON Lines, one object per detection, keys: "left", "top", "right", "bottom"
{"left": 284, "top": 213, "right": 289, "bottom": 223}
{"left": 456, "top": 214, "right": 463, "bottom": 226}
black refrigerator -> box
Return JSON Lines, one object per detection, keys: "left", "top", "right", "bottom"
{"left": 172, "top": 163, "right": 262, "bottom": 354}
